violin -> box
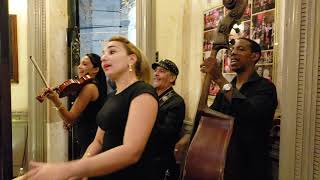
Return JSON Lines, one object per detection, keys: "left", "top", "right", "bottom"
{"left": 36, "top": 75, "right": 93, "bottom": 102}
{"left": 28, "top": 56, "right": 93, "bottom": 102}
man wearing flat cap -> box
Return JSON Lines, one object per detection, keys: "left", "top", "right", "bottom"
{"left": 151, "top": 59, "right": 186, "bottom": 180}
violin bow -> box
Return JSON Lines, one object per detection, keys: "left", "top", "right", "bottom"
{"left": 28, "top": 56, "right": 50, "bottom": 88}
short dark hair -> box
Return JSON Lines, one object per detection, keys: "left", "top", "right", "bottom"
{"left": 238, "top": 37, "right": 261, "bottom": 63}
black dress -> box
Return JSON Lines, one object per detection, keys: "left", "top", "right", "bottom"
{"left": 95, "top": 81, "right": 160, "bottom": 180}
{"left": 73, "top": 81, "right": 107, "bottom": 157}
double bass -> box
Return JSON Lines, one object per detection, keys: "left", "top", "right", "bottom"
{"left": 182, "top": 0, "right": 248, "bottom": 179}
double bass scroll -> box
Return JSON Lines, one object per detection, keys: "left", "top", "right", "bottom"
{"left": 182, "top": 0, "right": 248, "bottom": 179}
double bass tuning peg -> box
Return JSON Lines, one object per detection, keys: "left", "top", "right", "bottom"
{"left": 223, "top": 0, "right": 237, "bottom": 9}
{"left": 232, "top": 20, "right": 241, "bottom": 33}
{"left": 229, "top": 39, "right": 236, "bottom": 46}
{"left": 232, "top": 20, "right": 241, "bottom": 34}
{"left": 233, "top": 28, "right": 240, "bottom": 33}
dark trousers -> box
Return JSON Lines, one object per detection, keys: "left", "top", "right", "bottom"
{"left": 151, "top": 159, "right": 180, "bottom": 180}
{"left": 224, "top": 144, "right": 272, "bottom": 180}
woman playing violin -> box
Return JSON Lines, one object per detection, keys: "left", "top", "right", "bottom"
{"left": 39, "top": 53, "right": 109, "bottom": 159}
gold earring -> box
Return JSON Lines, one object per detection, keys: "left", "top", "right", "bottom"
{"left": 129, "top": 64, "right": 133, "bottom": 72}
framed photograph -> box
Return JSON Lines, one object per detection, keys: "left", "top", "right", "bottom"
{"left": 242, "top": 21, "right": 251, "bottom": 38}
{"left": 230, "top": 20, "right": 251, "bottom": 40}
{"left": 9, "top": 14, "right": 19, "bottom": 83}
{"left": 204, "top": 6, "right": 224, "bottom": 31}
{"left": 223, "top": 50, "right": 234, "bottom": 73}
{"left": 257, "top": 50, "right": 273, "bottom": 64}
{"left": 252, "top": 0, "right": 275, "bottom": 14}
{"left": 255, "top": 64, "right": 273, "bottom": 81}
{"left": 209, "top": 80, "right": 220, "bottom": 96}
{"left": 203, "top": 30, "right": 214, "bottom": 52}
{"left": 251, "top": 10, "right": 274, "bottom": 50}
{"left": 242, "top": 3, "right": 252, "bottom": 21}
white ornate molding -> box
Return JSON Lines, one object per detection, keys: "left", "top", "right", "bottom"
{"left": 136, "top": 0, "right": 156, "bottom": 64}
{"left": 279, "top": 0, "right": 320, "bottom": 179}
{"left": 27, "top": 0, "right": 47, "bottom": 162}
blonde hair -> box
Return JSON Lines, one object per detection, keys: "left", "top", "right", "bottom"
{"left": 107, "top": 36, "right": 151, "bottom": 83}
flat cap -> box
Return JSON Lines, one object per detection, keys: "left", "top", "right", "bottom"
{"left": 152, "top": 59, "right": 179, "bottom": 75}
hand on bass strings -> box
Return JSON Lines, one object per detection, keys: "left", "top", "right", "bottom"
{"left": 200, "top": 56, "right": 225, "bottom": 86}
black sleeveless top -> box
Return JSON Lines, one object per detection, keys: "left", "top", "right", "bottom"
{"left": 74, "top": 81, "right": 107, "bottom": 155}
{"left": 96, "top": 81, "right": 159, "bottom": 180}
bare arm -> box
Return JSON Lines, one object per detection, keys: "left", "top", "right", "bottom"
{"left": 23, "top": 93, "right": 158, "bottom": 180}
{"left": 47, "top": 84, "right": 99, "bottom": 124}
{"left": 82, "top": 127, "right": 104, "bottom": 158}
{"left": 67, "top": 128, "right": 104, "bottom": 179}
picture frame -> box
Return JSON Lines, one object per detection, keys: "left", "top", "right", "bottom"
{"left": 252, "top": 0, "right": 275, "bottom": 14}
{"left": 257, "top": 50, "right": 273, "bottom": 65}
{"left": 204, "top": 6, "right": 224, "bottom": 31}
{"left": 9, "top": 14, "right": 19, "bottom": 83}
{"left": 223, "top": 50, "right": 233, "bottom": 73}
{"left": 251, "top": 10, "right": 275, "bottom": 50}
{"left": 209, "top": 80, "right": 220, "bottom": 96}
{"left": 255, "top": 64, "right": 273, "bottom": 81}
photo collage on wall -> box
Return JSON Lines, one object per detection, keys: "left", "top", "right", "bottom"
{"left": 203, "top": 0, "right": 276, "bottom": 96}
{"left": 203, "top": 6, "right": 224, "bottom": 96}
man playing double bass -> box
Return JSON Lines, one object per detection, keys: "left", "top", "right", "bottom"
{"left": 200, "top": 37, "right": 278, "bottom": 180}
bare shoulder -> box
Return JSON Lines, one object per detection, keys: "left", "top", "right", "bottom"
{"left": 78, "top": 83, "right": 99, "bottom": 101}
{"left": 133, "top": 92, "right": 157, "bottom": 102}
{"left": 81, "top": 83, "right": 99, "bottom": 93}
{"left": 131, "top": 93, "right": 158, "bottom": 110}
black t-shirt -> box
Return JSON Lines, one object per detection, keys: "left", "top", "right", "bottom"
{"left": 74, "top": 81, "right": 107, "bottom": 156}
{"left": 96, "top": 81, "right": 159, "bottom": 180}
{"left": 211, "top": 72, "right": 278, "bottom": 180}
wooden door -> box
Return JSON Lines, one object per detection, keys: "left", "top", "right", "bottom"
{"left": 0, "top": 0, "right": 13, "bottom": 179}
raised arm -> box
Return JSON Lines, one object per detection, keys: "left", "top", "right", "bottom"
{"left": 48, "top": 84, "right": 99, "bottom": 124}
